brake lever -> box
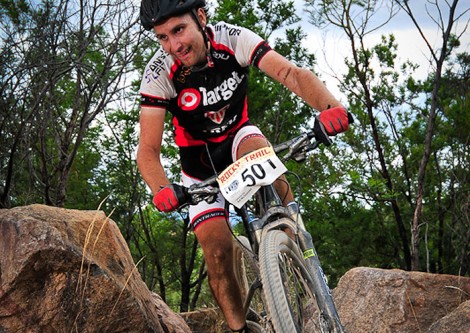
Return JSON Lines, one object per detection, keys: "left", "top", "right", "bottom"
{"left": 280, "top": 133, "right": 310, "bottom": 161}
{"left": 187, "top": 185, "right": 220, "bottom": 205}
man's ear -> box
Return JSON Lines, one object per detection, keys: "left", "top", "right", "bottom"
{"left": 197, "top": 7, "right": 206, "bottom": 27}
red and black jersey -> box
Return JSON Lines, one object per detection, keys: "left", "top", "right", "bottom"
{"left": 140, "top": 21, "right": 272, "bottom": 147}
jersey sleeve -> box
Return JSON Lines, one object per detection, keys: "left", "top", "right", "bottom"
{"left": 139, "top": 49, "right": 176, "bottom": 109}
{"left": 211, "top": 22, "right": 272, "bottom": 69}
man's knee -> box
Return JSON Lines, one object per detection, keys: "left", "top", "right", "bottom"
{"left": 232, "top": 125, "right": 267, "bottom": 160}
{"left": 236, "top": 136, "right": 270, "bottom": 160}
{"left": 206, "top": 243, "right": 233, "bottom": 269}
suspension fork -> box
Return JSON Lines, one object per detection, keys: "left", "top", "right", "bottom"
{"left": 297, "top": 229, "right": 345, "bottom": 331}
{"left": 235, "top": 185, "right": 283, "bottom": 252}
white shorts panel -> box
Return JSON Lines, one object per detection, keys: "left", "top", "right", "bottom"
{"left": 231, "top": 125, "right": 265, "bottom": 161}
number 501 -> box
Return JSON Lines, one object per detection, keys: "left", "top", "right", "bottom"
{"left": 241, "top": 159, "right": 277, "bottom": 186}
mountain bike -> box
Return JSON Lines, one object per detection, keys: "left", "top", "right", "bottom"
{"left": 186, "top": 127, "right": 346, "bottom": 333}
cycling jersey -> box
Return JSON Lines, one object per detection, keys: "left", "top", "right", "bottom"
{"left": 139, "top": 21, "right": 272, "bottom": 147}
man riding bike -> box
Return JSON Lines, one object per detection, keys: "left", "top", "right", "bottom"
{"left": 137, "top": 0, "right": 351, "bottom": 331}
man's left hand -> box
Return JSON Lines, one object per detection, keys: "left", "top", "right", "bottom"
{"left": 318, "top": 106, "right": 351, "bottom": 136}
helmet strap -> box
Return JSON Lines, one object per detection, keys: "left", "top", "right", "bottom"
{"left": 191, "top": 8, "right": 214, "bottom": 68}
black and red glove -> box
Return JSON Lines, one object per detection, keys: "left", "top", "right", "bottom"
{"left": 153, "top": 184, "right": 188, "bottom": 212}
{"left": 318, "top": 106, "right": 351, "bottom": 135}
{"left": 314, "top": 106, "right": 354, "bottom": 145}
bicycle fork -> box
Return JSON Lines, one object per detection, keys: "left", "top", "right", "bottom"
{"left": 297, "top": 230, "right": 346, "bottom": 333}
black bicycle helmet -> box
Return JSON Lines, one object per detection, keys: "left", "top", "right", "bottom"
{"left": 140, "top": 0, "right": 206, "bottom": 31}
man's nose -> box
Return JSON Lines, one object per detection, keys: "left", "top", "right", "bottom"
{"left": 169, "top": 37, "right": 182, "bottom": 53}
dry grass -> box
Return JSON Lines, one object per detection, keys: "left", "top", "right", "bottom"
{"left": 71, "top": 196, "right": 144, "bottom": 332}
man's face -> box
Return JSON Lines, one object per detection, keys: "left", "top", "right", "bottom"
{"left": 154, "top": 10, "right": 207, "bottom": 67}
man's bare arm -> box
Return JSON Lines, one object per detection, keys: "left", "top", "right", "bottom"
{"left": 258, "top": 50, "right": 343, "bottom": 111}
{"left": 136, "top": 106, "right": 170, "bottom": 195}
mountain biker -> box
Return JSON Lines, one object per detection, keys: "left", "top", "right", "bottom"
{"left": 137, "top": 0, "right": 351, "bottom": 331}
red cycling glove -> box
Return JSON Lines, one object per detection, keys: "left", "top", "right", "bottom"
{"left": 318, "top": 106, "right": 350, "bottom": 136}
{"left": 153, "top": 184, "right": 188, "bottom": 212}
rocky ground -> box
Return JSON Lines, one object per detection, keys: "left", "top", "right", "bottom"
{"left": 1, "top": 205, "right": 469, "bottom": 332}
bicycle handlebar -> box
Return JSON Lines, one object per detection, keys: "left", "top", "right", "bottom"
{"left": 186, "top": 129, "right": 320, "bottom": 204}
{"left": 274, "top": 130, "right": 318, "bottom": 162}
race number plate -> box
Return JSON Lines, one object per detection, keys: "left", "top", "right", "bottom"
{"left": 216, "top": 146, "right": 287, "bottom": 208}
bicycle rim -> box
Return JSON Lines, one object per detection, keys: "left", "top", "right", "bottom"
{"left": 259, "top": 229, "right": 318, "bottom": 333}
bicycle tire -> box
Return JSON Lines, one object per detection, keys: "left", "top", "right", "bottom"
{"left": 259, "top": 228, "right": 318, "bottom": 333}
{"left": 232, "top": 236, "right": 273, "bottom": 332}
{"left": 232, "top": 236, "right": 258, "bottom": 303}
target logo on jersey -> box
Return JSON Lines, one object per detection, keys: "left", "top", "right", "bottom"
{"left": 178, "top": 88, "right": 201, "bottom": 111}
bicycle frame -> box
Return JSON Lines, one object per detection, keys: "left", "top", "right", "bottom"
{"left": 187, "top": 130, "right": 346, "bottom": 332}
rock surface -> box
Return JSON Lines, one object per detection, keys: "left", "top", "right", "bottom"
{"left": 427, "top": 300, "right": 470, "bottom": 333}
{"left": 1, "top": 205, "right": 469, "bottom": 333}
{"left": 180, "top": 308, "right": 228, "bottom": 333}
{"left": 0, "top": 204, "right": 191, "bottom": 333}
{"left": 334, "top": 267, "right": 470, "bottom": 333}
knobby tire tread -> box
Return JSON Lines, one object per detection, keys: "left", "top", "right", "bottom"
{"left": 232, "top": 236, "right": 270, "bottom": 331}
{"left": 259, "top": 227, "right": 316, "bottom": 333}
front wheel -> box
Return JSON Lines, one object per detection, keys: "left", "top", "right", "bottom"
{"left": 259, "top": 228, "right": 343, "bottom": 332}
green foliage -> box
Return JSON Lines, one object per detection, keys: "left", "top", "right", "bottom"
{"left": 0, "top": 0, "right": 30, "bottom": 25}
{"left": 2, "top": 0, "right": 469, "bottom": 316}
{"left": 214, "top": 0, "right": 298, "bottom": 38}
{"left": 306, "top": 0, "right": 469, "bottom": 277}
{"left": 65, "top": 126, "right": 103, "bottom": 210}
{"left": 1, "top": 0, "right": 140, "bottom": 207}
{"left": 128, "top": 207, "right": 207, "bottom": 310}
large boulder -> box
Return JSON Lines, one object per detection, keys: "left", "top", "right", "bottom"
{"left": 181, "top": 267, "right": 470, "bottom": 332}
{"left": 0, "top": 204, "right": 191, "bottom": 333}
{"left": 334, "top": 267, "right": 470, "bottom": 333}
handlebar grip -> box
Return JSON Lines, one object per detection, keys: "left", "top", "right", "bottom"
{"left": 347, "top": 112, "right": 355, "bottom": 124}
{"left": 313, "top": 117, "right": 333, "bottom": 146}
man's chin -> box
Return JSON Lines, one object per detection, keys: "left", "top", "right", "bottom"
{"left": 178, "top": 58, "right": 195, "bottom": 67}
{"left": 175, "top": 54, "right": 205, "bottom": 68}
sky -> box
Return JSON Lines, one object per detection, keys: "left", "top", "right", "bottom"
{"left": 288, "top": 0, "right": 470, "bottom": 103}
